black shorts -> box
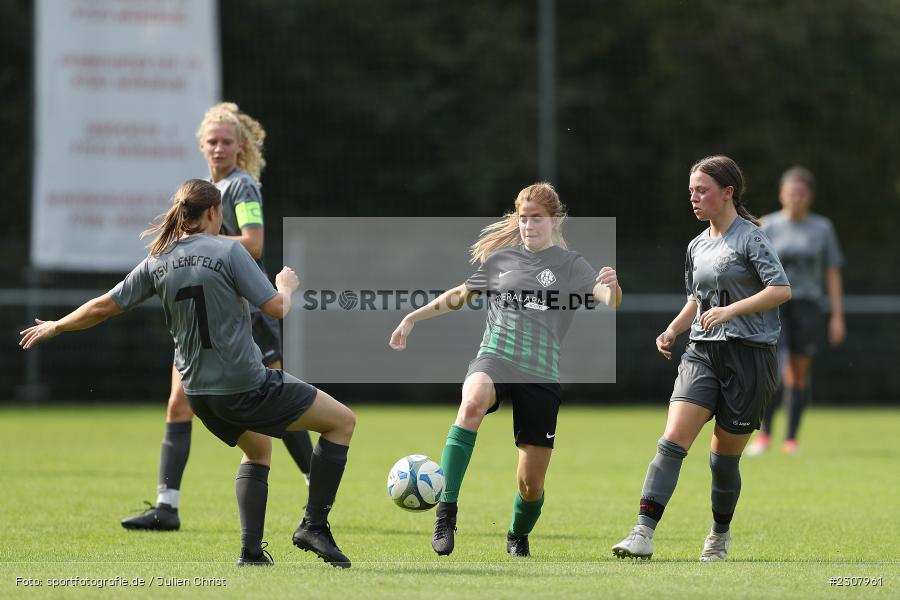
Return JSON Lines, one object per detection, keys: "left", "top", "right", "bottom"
{"left": 251, "top": 311, "right": 283, "bottom": 366}
{"left": 186, "top": 369, "right": 317, "bottom": 447}
{"left": 779, "top": 299, "right": 823, "bottom": 357}
{"left": 466, "top": 355, "right": 562, "bottom": 449}
{"left": 670, "top": 341, "right": 778, "bottom": 435}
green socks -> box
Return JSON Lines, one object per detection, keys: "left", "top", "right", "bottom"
{"left": 510, "top": 491, "right": 544, "bottom": 536}
{"left": 439, "top": 425, "right": 477, "bottom": 503}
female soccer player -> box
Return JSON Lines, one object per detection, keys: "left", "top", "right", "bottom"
{"left": 121, "top": 103, "right": 315, "bottom": 532}
{"left": 389, "top": 182, "right": 622, "bottom": 558}
{"left": 612, "top": 156, "right": 791, "bottom": 562}
{"left": 20, "top": 179, "right": 354, "bottom": 567}
{"left": 748, "top": 167, "right": 845, "bottom": 455}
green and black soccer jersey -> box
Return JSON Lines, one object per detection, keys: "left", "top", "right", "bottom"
{"left": 109, "top": 235, "right": 278, "bottom": 395}
{"left": 685, "top": 216, "right": 790, "bottom": 346}
{"left": 213, "top": 167, "right": 265, "bottom": 269}
{"left": 760, "top": 211, "right": 843, "bottom": 305}
{"left": 466, "top": 244, "right": 598, "bottom": 382}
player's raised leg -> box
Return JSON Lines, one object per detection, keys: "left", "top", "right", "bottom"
{"left": 613, "top": 400, "right": 709, "bottom": 560}
{"left": 507, "top": 444, "right": 551, "bottom": 557}
{"left": 288, "top": 388, "right": 355, "bottom": 568}
{"left": 235, "top": 432, "right": 274, "bottom": 566}
{"left": 121, "top": 366, "right": 192, "bottom": 531}
{"left": 432, "top": 372, "right": 496, "bottom": 556}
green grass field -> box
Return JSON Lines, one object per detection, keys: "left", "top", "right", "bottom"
{"left": 1, "top": 405, "right": 897, "bottom": 599}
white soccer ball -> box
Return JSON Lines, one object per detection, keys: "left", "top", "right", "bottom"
{"left": 386, "top": 454, "right": 445, "bottom": 511}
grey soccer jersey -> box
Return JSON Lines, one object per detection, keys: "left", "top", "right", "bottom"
{"left": 685, "top": 217, "right": 790, "bottom": 345}
{"left": 466, "top": 244, "right": 598, "bottom": 381}
{"left": 109, "top": 235, "right": 278, "bottom": 395}
{"left": 760, "top": 211, "right": 843, "bottom": 304}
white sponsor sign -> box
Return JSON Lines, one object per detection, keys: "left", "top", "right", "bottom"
{"left": 32, "top": 0, "right": 220, "bottom": 271}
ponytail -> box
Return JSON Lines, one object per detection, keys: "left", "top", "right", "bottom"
{"left": 142, "top": 179, "right": 222, "bottom": 256}
{"left": 469, "top": 213, "right": 521, "bottom": 264}
{"left": 735, "top": 202, "right": 761, "bottom": 227}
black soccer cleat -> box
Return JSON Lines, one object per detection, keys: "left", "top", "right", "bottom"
{"left": 432, "top": 502, "right": 457, "bottom": 556}
{"left": 236, "top": 542, "right": 274, "bottom": 567}
{"left": 121, "top": 501, "right": 180, "bottom": 531}
{"left": 506, "top": 532, "right": 530, "bottom": 557}
{"left": 292, "top": 518, "right": 351, "bottom": 568}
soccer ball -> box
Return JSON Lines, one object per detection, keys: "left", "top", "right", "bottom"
{"left": 387, "top": 454, "right": 445, "bottom": 511}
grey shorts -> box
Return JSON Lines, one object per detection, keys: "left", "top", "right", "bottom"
{"left": 670, "top": 341, "right": 778, "bottom": 434}
{"left": 186, "top": 369, "right": 317, "bottom": 446}
{"left": 779, "top": 299, "right": 824, "bottom": 357}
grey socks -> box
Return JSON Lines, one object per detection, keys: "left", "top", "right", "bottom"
{"left": 157, "top": 421, "right": 191, "bottom": 507}
{"left": 637, "top": 438, "right": 688, "bottom": 530}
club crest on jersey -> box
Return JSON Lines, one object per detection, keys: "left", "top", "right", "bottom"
{"left": 713, "top": 252, "right": 737, "bottom": 274}
{"left": 536, "top": 268, "right": 557, "bottom": 287}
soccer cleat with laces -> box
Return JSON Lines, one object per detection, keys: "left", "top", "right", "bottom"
{"left": 699, "top": 529, "right": 731, "bottom": 561}
{"left": 612, "top": 524, "right": 654, "bottom": 560}
{"left": 236, "top": 541, "right": 274, "bottom": 567}
{"left": 506, "top": 532, "right": 530, "bottom": 557}
{"left": 121, "top": 501, "right": 180, "bottom": 531}
{"left": 292, "top": 518, "right": 351, "bottom": 568}
{"left": 432, "top": 502, "right": 457, "bottom": 556}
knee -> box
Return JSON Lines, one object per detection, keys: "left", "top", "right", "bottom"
{"left": 342, "top": 409, "right": 356, "bottom": 438}
{"left": 517, "top": 476, "right": 544, "bottom": 502}
{"left": 243, "top": 445, "right": 272, "bottom": 465}
{"left": 166, "top": 393, "right": 192, "bottom": 422}
{"left": 458, "top": 392, "right": 491, "bottom": 424}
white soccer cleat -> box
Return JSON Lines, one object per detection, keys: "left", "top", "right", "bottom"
{"left": 746, "top": 433, "right": 770, "bottom": 456}
{"left": 612, "top": 524, "right": 654, "bottom": 560}
{"left": 699, "top": 529, "right": 731, "bottom": 561}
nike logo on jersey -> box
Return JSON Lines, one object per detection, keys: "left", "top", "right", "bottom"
{"left": 499, "top": 271, "right": 511, "bottom": 277}
{"left": 546, "top": 432, "right": 555, "bottom": 439}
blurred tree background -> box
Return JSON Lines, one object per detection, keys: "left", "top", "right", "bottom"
{"left": 1, "top": 0, "right": 898, "bottom": 402}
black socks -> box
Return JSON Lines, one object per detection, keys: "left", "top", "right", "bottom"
{"left": 304, "top": 438, "right": 349, "bottom": 526}
{"left": 236, "top": 463, "right": 270, "bottom": 554}
{"left": 282, "top": 430, "right": 314, "bottom": 475}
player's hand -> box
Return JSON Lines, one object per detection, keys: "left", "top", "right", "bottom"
{"left": 19, "top": 319, "right": 59, "bottom": 350}
{"left": 596, "top": 266, "right": 618, "bottom": 288}
{"left": 656, "top": 329, "right": 677, "bottom": 360}
{"left": 829, "top": 314, "right": 846, "bottom": 346}
{"left": 275, "top": 266, "right": 300, "bottom": 293}
{"left": 389, "top": 318, "right": 414, "bottom": 351}
{"left": 699, "top": 306, "right": 733, "bottom": 331}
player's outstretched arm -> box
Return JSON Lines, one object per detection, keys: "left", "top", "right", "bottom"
{"left": 389, "top": 282, "right": 474, "bottom": 351}
{"left": 19, "top": 294, "right": 123, "bottom": 350}
{"left": 260, "top": 266, "right": 300, "bottom": 319}
{"left": 592, "top": 266, "right": 622, "bottom": 308}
